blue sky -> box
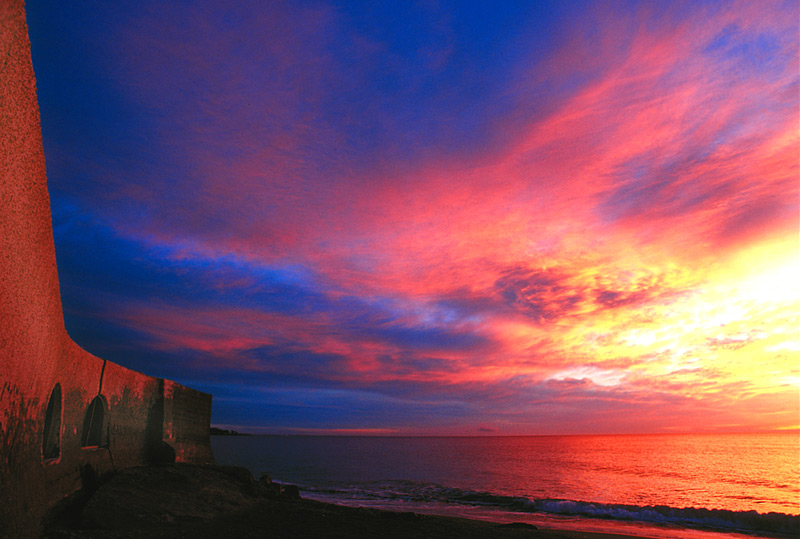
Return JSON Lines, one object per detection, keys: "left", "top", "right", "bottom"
{"left": 26, "top": 0, "right": 799, "bottom": 434}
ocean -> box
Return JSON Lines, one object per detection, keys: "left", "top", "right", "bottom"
{"left": 211, "top": 432, "right": 800, "bottom": 538}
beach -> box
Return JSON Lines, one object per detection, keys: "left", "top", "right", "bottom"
{"left": 41, "top": 463, "right": 671, "bottom": 539}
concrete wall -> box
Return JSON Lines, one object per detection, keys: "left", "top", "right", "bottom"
{"left": 0, "top": 2, "right": 214, "bottom": 537}
{"left": 163, "top": 380, "right": 215, "bottom": 464}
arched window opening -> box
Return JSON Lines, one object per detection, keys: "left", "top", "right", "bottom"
{"left": 81, "top": 395, "right": 108, "bottom": 448}
{"left": 42, "top": 383, "right": 62, "bottom": 460}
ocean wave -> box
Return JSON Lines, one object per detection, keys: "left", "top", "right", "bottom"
{"left": 303, "top": 481, "right": 800, "bottom": 535}
{"left": 528, "top": 498, "right": 798, "bottom": 535}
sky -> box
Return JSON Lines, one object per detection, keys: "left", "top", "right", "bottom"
{"left": 26, "top": 0, "right": 799, "bottom": 435}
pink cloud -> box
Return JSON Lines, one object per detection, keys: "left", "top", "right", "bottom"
{"left": 52, "top": 0, "right": 798, "bottom": 433}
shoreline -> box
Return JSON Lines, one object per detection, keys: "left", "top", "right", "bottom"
{"left": 47, "top": 498, "right": 665, "bottom": 539}
{"left": 41, "top": 464, "right": 793, "bottom": 539}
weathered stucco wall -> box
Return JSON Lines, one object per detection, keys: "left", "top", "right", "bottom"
{"left": 163, "top": 380, "right": 214, "bottom": 464}
{"left": 0, "top": 2, "right": 214, "bottom": 537}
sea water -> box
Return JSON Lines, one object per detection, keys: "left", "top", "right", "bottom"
{"left": 211, "top": 432, "right": 800, "bottom": 538}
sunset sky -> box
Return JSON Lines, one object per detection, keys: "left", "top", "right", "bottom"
{"left": 26, "top": 0, "right": 799, "bottom": 435}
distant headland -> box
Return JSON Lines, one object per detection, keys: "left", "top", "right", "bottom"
{"left": 210, "top": 427, "right": 252, "bottom": 436}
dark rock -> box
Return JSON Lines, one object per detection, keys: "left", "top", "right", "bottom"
{"left": 151, "top": 441, "right": 176, "bottom": 465}
{"left": 262, "top": 482, "right": 283, "bottom": 499}
{"left": 497, "top": 522, "right": 537, "bottom": 529}
{"left": 215, "top": 465, "right": 254, "bottom": 485}
{"left": 80, "top": 464, "right": 263, "bottom": 530}
{"left": 161, "top": 466, "right": 191, "bottom": 484}
{"left": 255, "top": 473, "right": 281, "bottom": 499}
{"left": 281, "top": 484, "right": 301, "bottom": 499}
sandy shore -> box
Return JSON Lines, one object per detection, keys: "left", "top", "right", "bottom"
{"left": 40, "top": 464, "right": 665, "bottom": 539}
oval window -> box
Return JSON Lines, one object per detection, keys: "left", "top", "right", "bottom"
{"left": 42, "top": 383, "right": 62, "bottom": 460}
{"left": 81, "top": 395, "right": 108, "bottom": 448}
